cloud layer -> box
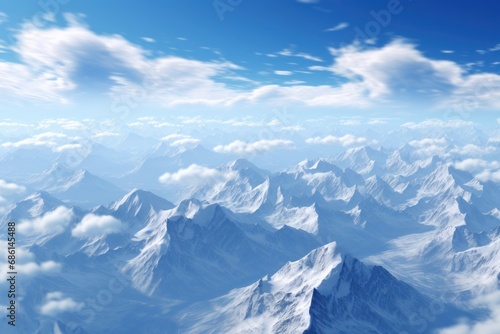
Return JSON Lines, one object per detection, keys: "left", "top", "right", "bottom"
{"left": 306, "top": 134, "right": 367, "bottom": 147}
{"left": 2, "top": 16, "right": 500, "bottom": 112}
{"left": 213, "top": 139, "right": 294, "bottom": 155}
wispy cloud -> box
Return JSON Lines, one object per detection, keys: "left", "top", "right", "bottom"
{"left": 402, "top": 119, "right": 475, "bottom": 129}
{"left": 306, "top": 134, "right": 366, "bottom": 147}
{"left": 2, "top": 15, "right": 500, "bottom": 112}
{"left": 0, "top": 12, "right": 7, "bottom": 25}
{"left": 476, "top": 43, "right": 500, "bottom": 54}
{"left": 276, "top": 48, "right": 323, "bottom": 62}
{"left": 2, "top": 132, "right": 67, "bottom": 149}
{"left": 214, "top": 139, "right": 294, "bottom": 155}
{"left": 439, "top": 291, "right": 500, "bottom": 334}
{"left": 325, "top": 22, "right": 349, "bottom": 32}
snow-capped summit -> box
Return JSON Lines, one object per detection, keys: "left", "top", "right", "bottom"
{"left": 333, "top": 146, "right": 388, "bottom": 175}
{"left": 108, "top": 189, "right": 174, "bottom": 222}
{"left": 225, "top": 158, "right": 270, "bottom": 186}
{"left": 180, "top": 242, "right": 454, "bottom": 334}
{"left": 3, "top": 191, "right": 66, "bottom": 225}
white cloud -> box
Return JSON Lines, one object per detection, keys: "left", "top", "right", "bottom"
{"left": 282, "top": 125, "right": 305, "bottom": 131}
{"left": 0, "top": 245, "right": 61, "bottom": 277}
{"left": 409, "top": 138, "right": 448, "bottom": 156}
{"left": 276, "top": 48, "right": 323, "bottom": 62}
{"left": 0, "top": 121, "right": 32, "bottom": 128}
{"left": 403, "top": 119, "right": 475, "bottom": 129}
{"left": 453, "top": 159, "right": 500, "bottom": 172}
{"left": 267, "top": 119, "right": 282, "bottom": 127}
{"left": 325, "top": 22, "right": 349, "bottom": 32}
{"left": 18, "top": 261, "right": 61, "bottom": 276}
{"left": 476, "top": 44, "right": 500, "bottom": 55}
{"left": 439, "top": 291, "right": 500, "bottom": 334}
{"left": 284, "top": 80, "right": 306, "bottom": 85}
{"left": 161, "top": 134, "right": 200, "bottom": 148}
{"left": 448, "top": 73, "right": 500, "bottom": 110}
{"left": 306, "top": 134, "right": 367, "bottom": 147}
{"left": 4, "top": 17, "right": 500, "bottom": 111}
{"left": 441, "top": 50, "right": 455, "bottom": 54}
{"left": 161, "top": 133, "right": 191, "bottom": 141}
{"left": 0, "top": 180, "right": 25, "bottom": 194}
{"left": 72, "top": 214, "right": 125, "bottom": 238}
{"left": 367, "top": 119, "right": 388, "bottom": 125}
{"left": 232, "top": 83, "right": 372, "bottom": 107}
{"left": 170, "top": 138, "right": 201, "bottom": 148}
{"left": 93, "top": 131, "right": 120, "bottom": 139}
{"left": 451, "top": 144, "right": 496, "bottom": 157}
{"left": 328, "top": 39, "right": 463, "bottom": 100}
{"left": 339, "top": 119, "right": 362, "bottom": 126}
{"left": 37, "top": 119, "right": 86, "bottom": 131}
{"left": 53, "top": 143, "right": 84, "bottom": 153}
{"left": 274, "top": 70, "right": 293, "bottom": 76}
{"left": 2, "top": 16, "right": 241, "bottom": 106}
{"left": 476, "top": 169, "right": 500, "bottom": 183}
{"left": 39, "top": 292, "right": 84, "bottom": 316}
{"left": 18, "top": 206, "right": 74, "bottom": 235}
{"left": 213, "top": 139, "right": 294, "bottom": 155}
{"left": 409, "top": 138, "right": 448, "bottom": 148}
{"left": 127, "top": 116, "right": 176, "bottom": 129}
{"left": 0, "top": 12, "right": 7, "bottom": 25}
{"left": 141, "top": 37, "right": 155, "bottom": 43}
{"left": 2, "top": 132, "right": 67, "bottom": 149}
{"left": 159, "top": 164, "right": 232, "bottom": 186}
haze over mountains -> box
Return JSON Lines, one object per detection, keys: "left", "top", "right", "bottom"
{"left": 0, "top": 122, "right": 499, "bottom": 333}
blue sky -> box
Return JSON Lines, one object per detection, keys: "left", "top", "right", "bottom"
{"left": 0, "top": 0, "right": 499, "bottom": 124}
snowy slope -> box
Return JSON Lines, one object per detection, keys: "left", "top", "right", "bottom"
{"left": 123, "top": 202, "right": 319, "bottom": 299}
{"left": 29, "top": 163, "right": 126, "bottom": 208}
{"left": 179, "top": 242, "right": 459, "bottom": 334}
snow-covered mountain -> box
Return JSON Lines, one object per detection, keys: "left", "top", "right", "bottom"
{"left": 123, "top": 201, "right": 319, "bottom": 299}
{"left": 179, "top": 242, "right": 461, "bottom": 333}
{"left": 29, "top": 163, "right": 126, "bottom": 208}
{"left": 1, "top": 139, "right": 499, "bottom": 333}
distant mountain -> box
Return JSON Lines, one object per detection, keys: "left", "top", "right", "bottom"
{"left": 76, "top": 143, "right": 136, "bottom": 177}
{"left": 2, "top": 191, "right": 66, "bottom": 224}
{"left": 0, "top": 147, "right": 56, "bottom": 182}
{"left": 2, "top": 141, "right": 498, "bottom": 333}
{"left": 118, "top": 144, "right": 230, "bottom": 197}
{"left": 332, "top": 146, "right": 388, "bottom": 176}
{"left": 115, "top": 132, "right": 158, "bottom": 158}
{"left": 29, "top": 163, "right": 126, "bottom": 208}
{"left": 100, "top": 188, "right": 175, "bottom": 227}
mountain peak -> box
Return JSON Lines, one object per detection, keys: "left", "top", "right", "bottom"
{"left": 228, "top": 158, "right": 258, "bottom": 170}
{"left": 110, "top": 189, "right": 174, "bottom": 217}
